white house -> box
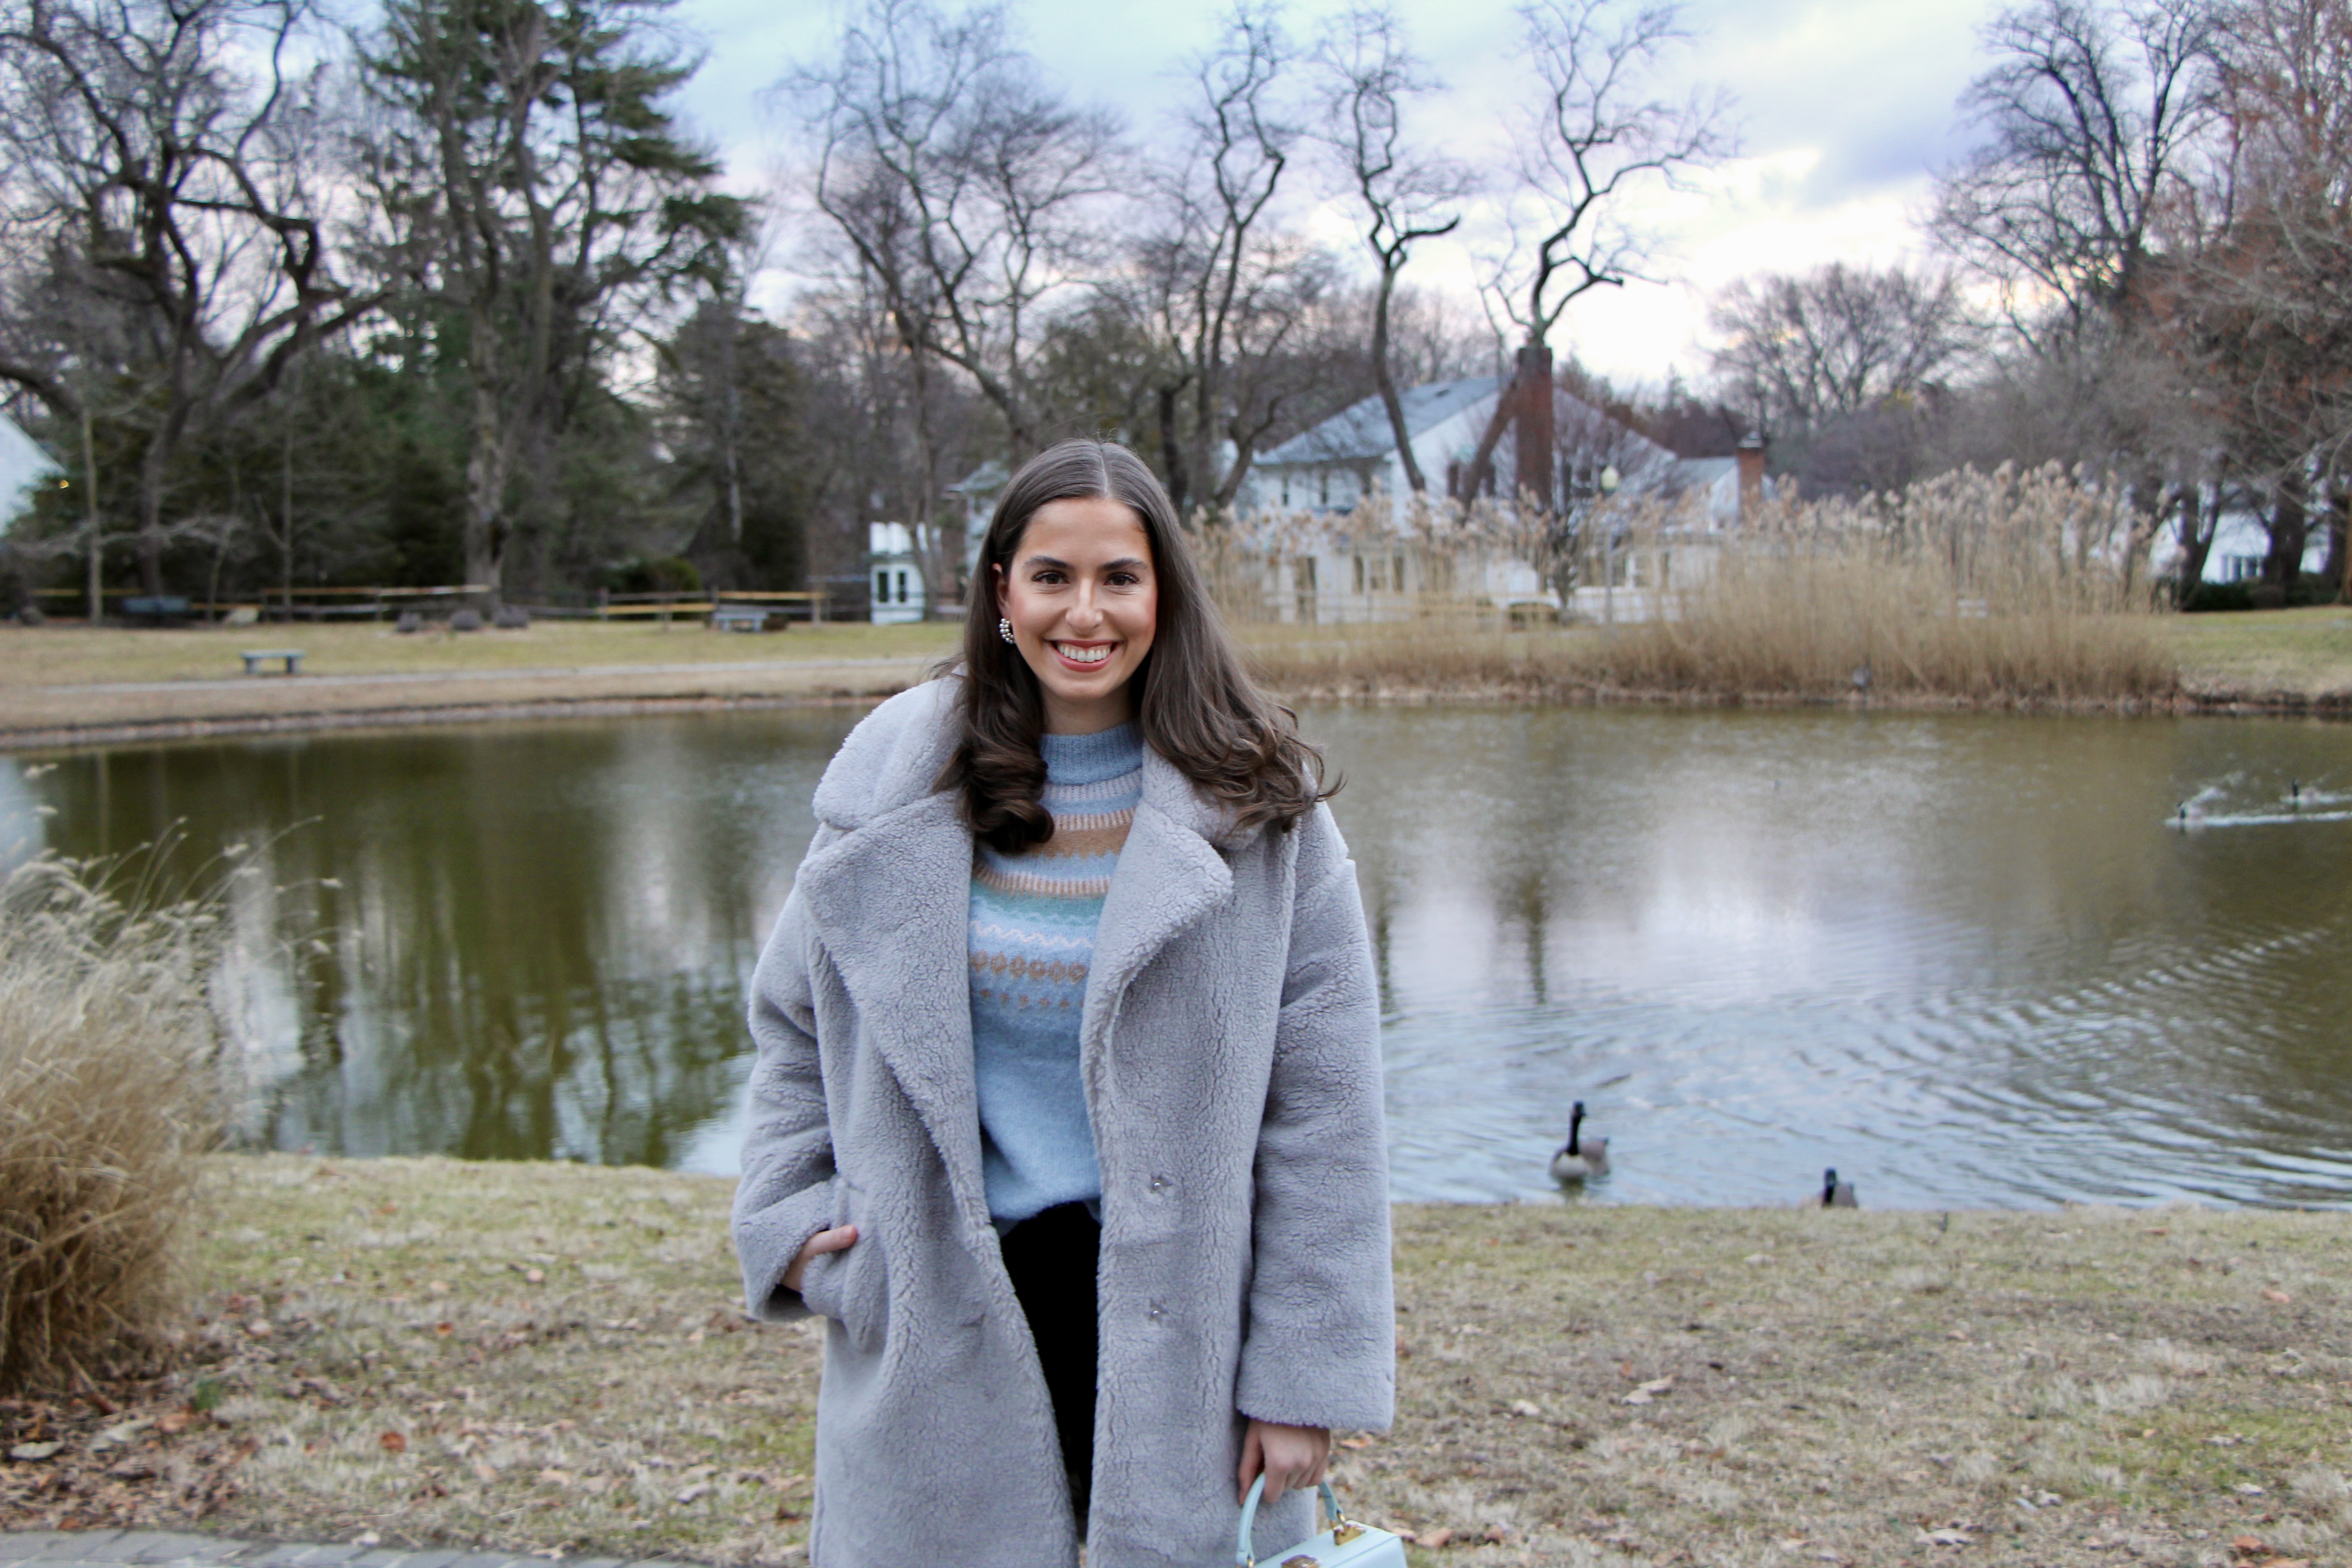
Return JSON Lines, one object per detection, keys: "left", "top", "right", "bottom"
{"left": 866, "top": 521, "right": 928, "bottom": 624}
{"left": 0, "top": 408, "right": 60, "bottom": 527}
{"left": 1244, "top": 376, "right": 1764, "bottom": 622}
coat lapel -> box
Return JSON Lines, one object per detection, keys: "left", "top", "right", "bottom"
{"left": 795, "top": 791, "right": 991, "bottom": 1229}
{"left": 1082, "top": 749, "right": 1236, "bottom": 1050}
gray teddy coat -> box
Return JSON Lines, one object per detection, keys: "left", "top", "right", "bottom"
{"left": 730, "top": 679, "right": 1394, "bottom": 1568}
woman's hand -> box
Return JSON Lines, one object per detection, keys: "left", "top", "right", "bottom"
{"left": 782, "top": 1224, "right": 858, "bottom": 1294}
{"left": 1238, "top": 1419, "right": 1330, "bottom": 1505}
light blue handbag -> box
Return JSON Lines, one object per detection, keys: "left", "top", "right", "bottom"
{"left": 1233, "top": 1476, "right": 1408, "bottom": 1568}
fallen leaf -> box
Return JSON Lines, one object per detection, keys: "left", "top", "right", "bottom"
{"left": 537, "top": 1468, "right": 574, "bottom": 1486}
{"left": 2231, "top": 1536, "right": 2265, "bottom": 1555}
{"left": 525, "top": 1268, "right": 545, "bottom": 1285}
{"left": 428, "top": 1280, "right": 451, "bottom": 1294}
{"left": 1337, "top": 1436, "right": 1372, "bottom": 1450}
{"left": 244, "top": 1318, "right": 274, "bottom": 1339}
{"left": 2234, "top": 1483, "right": 2267, "bottom": 1497}
{"left": 1483, "top": 1525, "right": 1510, "bottom": 1544}
{"left": 156, "top": 1409, "right": 196, "bottom": 1436}
{"left": 1421, "top": 1527, "right": 1453, "bottom": 1548}
{"left": 1622, "top": 1375, "right": 1674, "bottom": 1405}
{"left": 435, "top": 1321, "right": 456, "bottom": 1337}
{"left": 353, "top": 1534, "right": 381, "bottom": 1548}
{"left": 1920, "top": 1528, "right": 1973, "bottom": 1546}
{"left": 1508, "top": 1400, "right": 1543, "bottom": 1418}
{"left": 94, "top": 1419, "right": 153, "bottom": 1448}
{"left": 2261, "top": 1289, "right": 2292, "bottom": 1304}
{"left": 472, "top": 1460, "right": 500, "bottom": 1484}
{"left": 8, "top": 1441, "right": 63, "bottom": 1461}
{"left": 2144, "top": 1227, "right": 2170, "bottom": 1236}
{"left": 378, "top": 1431, "right": 407, "bottom": 1455}
{"left": 676, "top": 1482, "right": 715, "bottom": 1504}
{"left": 1948, "top": 1329, "right": 1971, "bottom": 1343}
{"left": 2254, "top": 1559, "right": 2311, "bottom": 1568}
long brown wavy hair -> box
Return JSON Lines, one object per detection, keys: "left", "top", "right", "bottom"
{"left": 942, "top": 439, "right": 1329, "bottom": 853}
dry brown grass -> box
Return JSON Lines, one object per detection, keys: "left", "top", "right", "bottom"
{"left": 0, "top": 854, "right": 236, "bottom": 1393}
{"left": 1221, "top": 466, "right": 2188, "bottom": 708}
{"left": 8, "top": 1156, "right": 2347, "bottom": 1568}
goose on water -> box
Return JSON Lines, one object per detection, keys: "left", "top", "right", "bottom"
{"left": 1821, "top": 1167, "right": 1857, "bottom": 1208}
{"left": 1549, "top": 1101, "right": 1610, "bottom": 1182}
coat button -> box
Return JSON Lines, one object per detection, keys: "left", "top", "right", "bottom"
{"left": 1148, "top": 1175, "right": 1171, "bottom": 1192}
{"left": 1147, "top": 1300, "right": 1166, "bottom": 1322}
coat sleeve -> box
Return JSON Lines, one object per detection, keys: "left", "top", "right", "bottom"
{"left": 730, "top": 855, "right": 843, "bottom": 1323}
{"left": 1233, "top": 803, "right": 1395, "bottom": 1433}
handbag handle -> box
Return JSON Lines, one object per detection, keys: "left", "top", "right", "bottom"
{"left": 1234, "top": 1475, "right": 1348, "bottom": 1568}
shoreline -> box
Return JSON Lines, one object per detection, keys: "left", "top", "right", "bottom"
{"left": 5, "top": 674, "right": 2352, "bottom": 751}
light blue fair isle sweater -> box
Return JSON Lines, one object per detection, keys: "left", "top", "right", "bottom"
{"left": 966, "top": 723, "right": 1143, "bottom": 1227}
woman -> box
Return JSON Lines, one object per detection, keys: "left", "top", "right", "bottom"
{"left": 731, "top": 440, "right": 1392, "bottom": 1568}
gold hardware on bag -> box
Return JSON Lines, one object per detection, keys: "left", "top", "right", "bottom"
{"left": 1332, "top": 1522, "right": 1365, "bottom": 1545}
{"left": 1280, "top": 1557, "right": 1322, "bottom": 1568}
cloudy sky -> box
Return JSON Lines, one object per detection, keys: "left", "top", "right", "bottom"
{"left": 667, "top": 0, "right": 2005, "bottom": 389}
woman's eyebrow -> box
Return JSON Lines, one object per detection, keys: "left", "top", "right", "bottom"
{"left": 1019, "top": 553, "right": 1073, "bottom": 571}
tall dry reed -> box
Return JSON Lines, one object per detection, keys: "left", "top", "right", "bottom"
{"left": 0, "top": 853, "right": 237, "bottom": 1392}
{"left": 1203, "top": 464, "right": 2180, "bottom": 704}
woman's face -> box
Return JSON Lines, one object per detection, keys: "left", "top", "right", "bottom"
{"left": 995, "top": 495, "right": 1159, "bottom": 734}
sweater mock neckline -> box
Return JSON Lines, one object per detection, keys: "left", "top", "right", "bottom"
{"left": 1039, "top": 723, "right": 1143, "bottom": 788}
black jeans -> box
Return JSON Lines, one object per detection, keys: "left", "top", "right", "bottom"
{"left": 999, "top": 1201, "right": 1101, "bottom": 1515}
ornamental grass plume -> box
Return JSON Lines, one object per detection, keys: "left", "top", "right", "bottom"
{"left": 0, "top": 853, "right": 238, "bottom": 1393}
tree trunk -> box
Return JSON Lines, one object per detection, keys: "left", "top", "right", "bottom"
{"left": 2172, "top": 483, "right": 2220, "bottom": 607}
{"left": 1513, "top": 343, "right": 1555, "bottom": 512}
{"left": 2264, "top": 466, "right": 2308, "bottom": 596}
{"left": 1158, "top": 382, "right": 1191, "bottom": 515}
{"left": 464, "top": 380, "right": 510, "bottom": 601}
{"left": 1371, "top": 266, "right": 1426, "bottom": 495}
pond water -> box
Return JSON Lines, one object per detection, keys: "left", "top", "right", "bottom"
{"left": 7, "top": 702, "right": 2351, "bottom": 1210}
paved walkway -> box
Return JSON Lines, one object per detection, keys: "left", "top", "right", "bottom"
{"left": 0, "top": 1533, "right": 696, "bottom": 1568}
{"left": 34, "top": 655, "right": 925, "bottom": 696}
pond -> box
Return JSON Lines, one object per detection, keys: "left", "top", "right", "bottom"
{"left": 7, "top": 702, "right": 2351, "bottom": 1210}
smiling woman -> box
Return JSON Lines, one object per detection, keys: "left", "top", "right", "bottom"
{"left": 729, "top": 438, "right": 1393, "bottom": 1568}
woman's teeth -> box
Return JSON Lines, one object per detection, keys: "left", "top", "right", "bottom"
{"left": 1055, "top": 643, "right": 1112, "bottom": 665}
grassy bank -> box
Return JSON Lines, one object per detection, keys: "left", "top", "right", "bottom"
{"left": 2, "top": 1156, "right": 2345, "bottom": 1567}
{"left": 6, "top": 610, "right": 2352, "bottom": 748}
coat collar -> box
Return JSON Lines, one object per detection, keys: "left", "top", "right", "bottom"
{"left": 794, "top": 679, "right": 1241, "bottom": 1227}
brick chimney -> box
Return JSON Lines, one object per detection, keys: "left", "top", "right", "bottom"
{"left": 1736, "top": 435, "right": 1766, "bottom": 523}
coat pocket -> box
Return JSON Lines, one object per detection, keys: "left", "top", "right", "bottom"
{"left": 797, "top": 1180, "right": 889, "bottom": 1352}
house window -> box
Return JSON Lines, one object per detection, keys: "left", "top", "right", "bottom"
{"left": 1319, "top": 470, "right": 1330, "bottom": 508}
{"left": 1281, "top": 475, "right": 1292, "bottom": 508}
{"left": 1352, "top": 555, "right": 1365, "bottom": 593}
{"left": 896, "top": 570, "right": 910, "bottom": 604}
{"left": 875, "top": 569, "right": 889, "bottom": 605}
{"left": 1393, "top": 553, "right": 1407, "bottom": 593}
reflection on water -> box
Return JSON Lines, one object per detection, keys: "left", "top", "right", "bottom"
{"left": 7, "top": 704, "right": 2351, "bottom": 1209}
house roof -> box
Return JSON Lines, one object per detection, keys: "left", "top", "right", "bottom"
{"left": 1259, "top": 377, "right": 1502, "bottom": 466}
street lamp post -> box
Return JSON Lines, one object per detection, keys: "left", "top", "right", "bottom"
{"left": 1598, "top": 464, "right": 1621, "bottom": 627}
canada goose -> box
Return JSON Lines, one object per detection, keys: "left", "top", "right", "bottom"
{"left": 1821, "top": 1168, "right": 1857, "bottom": 1208}
{"left": 1549, "top": 1102, "right": 1610, "bottom": 1182}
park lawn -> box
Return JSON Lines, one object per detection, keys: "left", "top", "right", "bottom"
{"left": 5, "top": 1156, "right": 2347, "bottom": 1568}
{"left": 2161, "top": 608, "right": 2352, "bottom": 700}
{"left": 0, "top": 620, "right": 964, "bottom": 689}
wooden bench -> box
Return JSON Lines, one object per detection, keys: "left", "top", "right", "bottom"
{"left": 122, "top": 595, "right": 193, "bottom": 622}
{"left": 240, "top": 648, "right": 305, "bottom": 676}
{"left": 708, "top": 603, "right": 777, "bottom": 632}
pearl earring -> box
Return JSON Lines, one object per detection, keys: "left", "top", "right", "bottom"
{"left": 998, "top": 617, "right": 1015, "bottom": 644}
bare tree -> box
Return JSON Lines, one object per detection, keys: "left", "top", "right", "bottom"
{"left": 0, "top": 0, "right": 365, "bottom": 596}
{"left": 1135, "top": 3, "right": 1326, "bottom": 514}
{"left": 1708, "top": 265, "right": 1977, "bottom": 440}
{"left": 1313, "top": 5, "right": 1472, "bottom": 494}
{"left": 1458, "top": 0, "right": 1731, "bottom": 510}
{"left": 1931, "top": 0, "right": 2219, "bottom": 344}
{"left": 787, "top": 0, "right": 1121, "bottom": 460}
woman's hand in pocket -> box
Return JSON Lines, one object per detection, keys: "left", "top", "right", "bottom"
{"left": 783, "top": 1224, "right": 858, "bottom": 1293}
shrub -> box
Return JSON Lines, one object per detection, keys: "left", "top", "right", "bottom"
{"left": 0, "top": 855, "right": 239, "bottom": 1393}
